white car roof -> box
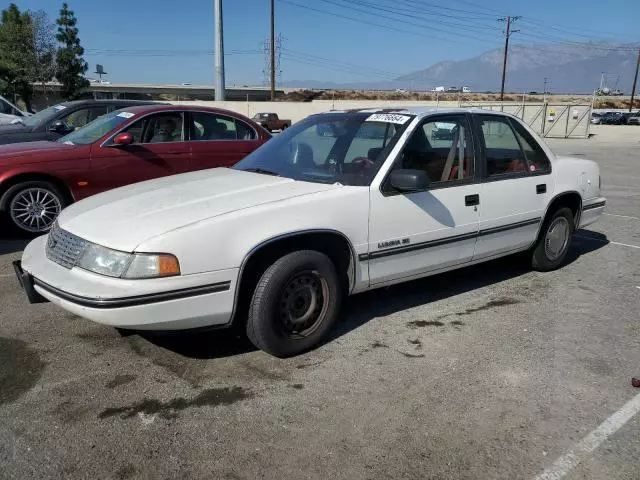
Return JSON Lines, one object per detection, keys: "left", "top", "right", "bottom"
{"left": 328, "top": 106, "right": 512, "bottom": 119}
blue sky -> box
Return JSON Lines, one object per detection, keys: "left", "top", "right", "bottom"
{"left": 14, "top": 0, "right": 640, "bottom": 86}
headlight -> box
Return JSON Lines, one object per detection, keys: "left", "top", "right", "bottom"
{"left": 77, "top": 243, "right": 131, "bottom": 277}
{"left": 76, "top": 243, "right": 180, "bottom": 279}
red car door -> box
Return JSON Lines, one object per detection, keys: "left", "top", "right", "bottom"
{"left": 187, "top": 111, "right": 264, "bottom": 170}
{"left": 85, "top": 111, "right": 190, "bottom": 198}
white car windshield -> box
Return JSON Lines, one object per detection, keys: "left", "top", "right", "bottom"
{"left": 233, "top": 112, "right": 414, "bottom": 186}
{"left": 57, "top": 111, "right": 132, "bottom": 145}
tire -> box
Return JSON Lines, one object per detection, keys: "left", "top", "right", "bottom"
{"left": 281, "top": 124, "right": 288, "bottom": 131}
{"left": 3, "top": 181, "right": 68, "bottom": 235}
{"left": 246, "top": 250, "right": 342, "bottom": 357}
{"left": 530, "top": 207, "right": 574, "bottom": 272}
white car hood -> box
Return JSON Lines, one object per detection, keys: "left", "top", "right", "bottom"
{"left": 57, "top": 168, "right": 340, "bottom": 251}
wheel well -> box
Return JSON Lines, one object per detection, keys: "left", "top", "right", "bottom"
{"left": 231, "top": 231, "right": 355, "bottom": 326}
{"left": 0, "top": 173, "right": 74, "bottom": 211}
{"left": 545, "top": 191, "right": 582, "bottom": 226}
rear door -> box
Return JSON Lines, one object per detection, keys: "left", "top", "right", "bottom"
{"left": 86, "top": 111, "right": 191, "bottom": 197}
{"left": 472, "top": 114, "right": 554, "bottom": 260}
{"left": 187, "top": 111, "right": 262, "bottom": 170}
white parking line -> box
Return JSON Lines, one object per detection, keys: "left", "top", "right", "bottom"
{"left": 604, "top": 213, "right": 640, "bottom": 221}
{"left": 0, "top": 273, "right": 15, "bottom": 278}
{"left": 574, "top": 234, "right": 640, "bottom": 250}
{"left": 533, "top": 392, "right": 640, "bottom": 480}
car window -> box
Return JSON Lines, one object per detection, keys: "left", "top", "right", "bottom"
{"left": 0, "top": 98, "right": 13, "bottom": 115}
{"left": 508, "top": 118, "right": 551, "bottom": 173}
{"left": 391, "top": 115, "right": 473, "bottom": 184}
{"left": 344, "top": 122, "right": 398, "bottom": 164}
{"left": 190, "top": 112, "right": 257, "bottom": 141}
{"left": 124, "top": 112, "right": 184, "bottom": 144}
{"left": 478, "top": 116, "right": 528, "bottom": 176}
{"left": 61, "top": 108, "right": 96, "bottom": 130}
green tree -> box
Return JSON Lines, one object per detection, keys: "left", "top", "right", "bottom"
{"left": 55, "top": 3, "right": 88, "bottom": 100}
{"left": 0, "top": 3, "right": 36, "bottom": 110}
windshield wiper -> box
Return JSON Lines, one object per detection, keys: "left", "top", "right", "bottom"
{"left": 241, "top": 167, "right": 280, "bottom": 176}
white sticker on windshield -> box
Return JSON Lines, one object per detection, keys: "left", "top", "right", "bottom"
{"left": 54, "top": 105, "right": 66, "bottom": 110}
{"left": 117, "top": 111, "right": 134, "bottom": 118}
{"left": 63, "top": 141, "right": 74, "bottom": 145}
{"left": 365, "top": 113, "right": 411, "bottom": 124}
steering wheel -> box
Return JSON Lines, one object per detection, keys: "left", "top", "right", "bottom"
{"left": 352, "top": 157, "right": 375, "bottom": 169}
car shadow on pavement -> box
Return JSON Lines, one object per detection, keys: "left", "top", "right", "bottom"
{"left": 126, "top": 328, "right": 258, "bottom": 360}
{"left": 0, "top": 236, "right": 31, "bottom": 255}
{"left": 329, "top": 228, "right": 609, "bottom": 343}
{"left": 120, "top": 229, "right": 609, "bottom": 360}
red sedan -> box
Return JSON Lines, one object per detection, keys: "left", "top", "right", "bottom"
{"left": 0, "top": 105, "right": 271, "bottom": 234}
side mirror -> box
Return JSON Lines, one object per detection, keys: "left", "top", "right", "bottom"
{"left": 49, "top": 120, "right": 69, "bottom": 133}
{"left": 112, "top": 132, "right": 133, "bottom": 146}
{"left": 389, "top": 169, "right": 427, "bottom": 192}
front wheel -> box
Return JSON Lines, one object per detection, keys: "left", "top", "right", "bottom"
{"left": 246, "top": 250, "right": 342, "bottom": 357}
{"left": 4, "top": 181, "right": 67, "bottom": 235}
{"left": 530, "top": 207, "right": 574, "bottom": 271}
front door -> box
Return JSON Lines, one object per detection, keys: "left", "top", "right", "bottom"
{"left": 472, "top": 114, "right": 555, "bottom": 260}
{"left": 368, "top": 114, "right": 480, "bottom": 285}
{"left": 85, "top": 111, "right": 190, "bottom": 198}
{"left": 187, "top": 111, "right": 263, "bottom": 170}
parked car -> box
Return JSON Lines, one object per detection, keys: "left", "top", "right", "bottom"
{"left": 14, "top": 107, "right": 605, "bottom": 357}
{"left": 0, "top": 95, "right": 30, "bottom": 125}
{"left": 0, "top": 105, "right": 270, "bottom": 234}
{"left": 627, "top": 112, "right": 640, "bottom": 125}
{"left": 599, "top": 111, "right": 625, "bottom": 125}
{"left": 0, "top": 99, "right": 161, "bottom": 145}
{"left": 590, "top": 112, "right": 603, "bottom": 124}
{"left": 251, "top": 113, "right": 291, "bottom": 132}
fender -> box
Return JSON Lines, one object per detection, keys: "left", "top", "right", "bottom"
{"left": 228, "top": 228, "right": 358, "bottom": 325}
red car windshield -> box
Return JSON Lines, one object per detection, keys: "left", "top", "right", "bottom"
{"left": 57, "top": 110, "right": 134, "bottom": 145}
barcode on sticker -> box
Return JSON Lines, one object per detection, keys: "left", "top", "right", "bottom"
{"left": 365, "top": 113, "right": 411, "bottom": 124}
{"left": 117, "top": 112, "right": 134, "bottom": 118}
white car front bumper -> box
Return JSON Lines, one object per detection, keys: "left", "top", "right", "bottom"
{"left": 16, "top": 236, "right": 238, "bottom": 331}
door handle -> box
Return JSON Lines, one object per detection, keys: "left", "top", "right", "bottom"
{"left": 536, "top": 184, "right": 547, "bottom": 194}
{"left": 465, "top": 194, "right": 480, "bottom": 206}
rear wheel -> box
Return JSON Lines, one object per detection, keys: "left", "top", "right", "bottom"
{"left": 4, "top": 181, "right": 67, "bottom": 235}
{"left": 530, "top": 207, "right": 574, "bottom": 271}
{"left": 246, "top": 250, "right": 342, "bottom": 357}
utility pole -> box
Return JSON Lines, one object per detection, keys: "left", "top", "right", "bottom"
{"left": 214, "top": 0, "right": 225, "bottom": 101}
{"left": 630, "top": 48, "right": 640, "bottom": 112}
{"left": 543, "top": 77, "right": 549, "bottom": 103}
{"left": 270, "top": 0, "right": 276, "bottom": 100}
{"left": 498, "top": 16, "right": 520, "bottom": 101}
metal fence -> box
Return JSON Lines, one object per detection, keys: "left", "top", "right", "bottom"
{"left": 460, "top": 102, "right": 593, "bottom": 138}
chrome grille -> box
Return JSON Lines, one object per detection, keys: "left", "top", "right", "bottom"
{"left": 45, "top": 223, "right": 87, "bottom": 269}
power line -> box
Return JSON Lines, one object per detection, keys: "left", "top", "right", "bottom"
{"left": 278, "top": 0, "right": 498, "bottom": 47}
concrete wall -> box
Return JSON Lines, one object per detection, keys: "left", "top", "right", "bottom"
{"left": 170, "top": 99, "right": 461, "bottom": 123}
{"left": 170, "top": 99, "right": 592, "bottom": 138}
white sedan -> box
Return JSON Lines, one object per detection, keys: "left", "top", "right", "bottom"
{"left": 14, "top": 107, "right": 606, "bottom": 357}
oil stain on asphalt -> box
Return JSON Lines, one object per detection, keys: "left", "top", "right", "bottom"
{"left": 105, "top": 374, "right": 137, "bottom": 389}
{"left": 0, "top": 337, "right": 46, "bottom": 405}
{"left": 98, "top": 386, "right": 253, "bottom": 420}
{"left": 407, "top": 320, "right": 445, "bottom": 328}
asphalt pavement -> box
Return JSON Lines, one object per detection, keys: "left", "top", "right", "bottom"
{"left": 0, "top": 125, "right": 639, "bottom": 480}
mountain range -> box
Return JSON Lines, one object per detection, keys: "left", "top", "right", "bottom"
{"left": 283, "top": 43, "right": 639, "bottom": 94}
